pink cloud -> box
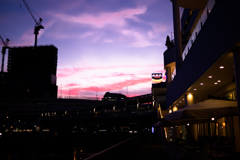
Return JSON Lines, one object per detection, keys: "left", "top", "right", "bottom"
{"left": 58, "top": 76, "right": 151, "bottom": 97}
{"left": 49, "top": 7, "right": 147, "bottom": 28}
{"left": 57, "top": 64, "right": 165, "bottom": 98}
{"left": 57, "top": 64, "right": 165, "bottom": 78}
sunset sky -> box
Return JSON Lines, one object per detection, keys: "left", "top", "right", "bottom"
{"left": 0, "top": 0, "right": 173, "bottom": 99}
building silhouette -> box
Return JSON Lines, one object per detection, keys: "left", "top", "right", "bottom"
{"left": 103, "top": 92, "right": 127, "bottom": 101}
{"left": 0, "top": 45, "right": 58, "bottom": 98}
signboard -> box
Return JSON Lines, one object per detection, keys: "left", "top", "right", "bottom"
{"left": 152, "top": 73, "right": 163, "bottom": 84}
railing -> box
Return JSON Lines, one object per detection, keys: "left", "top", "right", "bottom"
{"left": 182, "top": 0, "right": 215, "bottom": 61}
{"left": 84, "top": 136, "right": 139, "bottom": 160}
{"left": 171, "top": 0, "right": 216, "bottom": 81}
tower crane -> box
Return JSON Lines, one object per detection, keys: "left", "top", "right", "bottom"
{"left": 0, "top": 34, "right": 10, "bottom": 73}
{"left": 21, "top": 0, "right": 44, "bottom": 48}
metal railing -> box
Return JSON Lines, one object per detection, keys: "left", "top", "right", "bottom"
{"left": 84, "top": 136, "right": 139, "bottom": 160}
{"left": 172, "top": 0, "right": 216, "bottom": 81}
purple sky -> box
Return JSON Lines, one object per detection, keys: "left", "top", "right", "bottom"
{"left": 0, "top": 0, "right": 173, "bottom": 99}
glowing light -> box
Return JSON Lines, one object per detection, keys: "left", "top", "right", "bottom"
{"left": 200, "top": 83, "right": 204, "bottom": 85}
{"left": 220, "top": 66, "right": 224, "bottom": 69}
{"left": 217, "top": 80, "right": 221, "bottom": 83}
{"left": 169, "top": 109, "right": 172, "bottom": 113}
{"left": 214, "top": 82, "right": 218, "bottom": 85}
{"left": 152, "top": 127, "right": 154, "bottom": 133}
{"left": 187, "top": 93, "right": 194, "bottom": 105}
{"left": 173, "top": 106, "right": 178, "bottom": 112}
{"left": 222, "top": 122, "right": 226, "bottom": 127}
{"left": 208, "top": 76, "right": 212, "bottom": 78}
{"left": 187, "top": 93, "right": 193, "bottom": 99}
{"left": 211, "top": 117, "right": 215, "bottom": 121}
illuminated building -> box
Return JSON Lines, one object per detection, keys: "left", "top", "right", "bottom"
{"left": 163, "top": 0, "right": 240, "bottom": 158}
{"left": 0, "top": 45, "right": 58, "bottom": 98}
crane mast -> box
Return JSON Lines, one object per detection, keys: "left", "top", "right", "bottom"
{"left": 22, "top": 0, "right": 44, "bottom": 48}
{"left": 0, "top": 35, "right": 10, "bottom": 73}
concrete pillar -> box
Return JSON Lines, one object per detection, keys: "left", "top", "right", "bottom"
{"left": 185, "top": 93, "right": 198, "bottom": 143}
{"left": 233, "top": 116, "right": 240, "bottom": 152}
{"left": 187, "top": 124, "right": 198, "bottom": 144}
{"left": 166, "top": 67, "right": 172, "bottom": 87}
{"left": 232, "top": 47, "right": 240, "bottom": 128}
{"left": 172, "top": 0, "right": 182, "bottom": 73}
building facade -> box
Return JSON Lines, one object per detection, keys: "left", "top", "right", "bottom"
{"left": 163, "top": 0, "right": 240, "bottom": 158}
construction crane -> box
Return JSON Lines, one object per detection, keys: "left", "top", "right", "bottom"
{"left": 0, "top": 34, "right": 10, "bottom": 73}
{"left": 21, "top": 0, "right": 44, "bottom": 48}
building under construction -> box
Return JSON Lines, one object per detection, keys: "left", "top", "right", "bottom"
{"left": 0, "top": 45, "right": 58, "bottom": 98}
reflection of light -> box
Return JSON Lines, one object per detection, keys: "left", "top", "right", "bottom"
{"left": 187, "top": 93, "right": 193, "bottom": 99}
{"left": 187, "top": 93, "right": 194, "bottom": 105}
{"left": 222, "top": 122, "right": 226, "bottom": 127}
{"left": 173, "top": 106, "right": 178, "bottom": 112}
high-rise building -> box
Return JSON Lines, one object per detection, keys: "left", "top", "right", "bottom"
{"left": 0, "top": 45, "right": 58, "bottom": 98}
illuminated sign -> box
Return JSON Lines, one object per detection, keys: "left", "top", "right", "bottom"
{"left": 152, "top": 73, "right": 163, "bottom": 84}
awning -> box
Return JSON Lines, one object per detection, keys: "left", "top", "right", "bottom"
{"left": 164, "top": 99, "right": 238, "bottom": 126}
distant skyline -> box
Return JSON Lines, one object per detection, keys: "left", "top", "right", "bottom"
{"left": 0, "top": 0, "right": 173, "bottom": 98}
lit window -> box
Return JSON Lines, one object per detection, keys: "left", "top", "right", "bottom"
{"left": 208, "top": 76, "right": 212, "bottom": 78}
{"left": 220, "top": 66, "right": 224, "bottom": 69}
{"left": 214, "top": 82, "right": 218, "bottom": 85}
{"left": 194, "top": 88, "right": 197, "bottom": 91}
{"left": 200, "top": 83, "right": 204, "bottom": 85}
{"left": 217, "top": 80, "right": 221, "bottom": 83}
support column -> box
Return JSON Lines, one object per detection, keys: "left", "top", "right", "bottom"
{"left": 185, "top": 93, "right": 198, "bottom": 143}
{"left": 172, "top": 0, "right": 183, "bottom": 73}
{"left": 232, "top": 47, "right": 240, "bottom": 128}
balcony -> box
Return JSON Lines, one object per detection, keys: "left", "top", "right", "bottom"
{"left": 172, "top": 0, "right": 215, "bottom": 81}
